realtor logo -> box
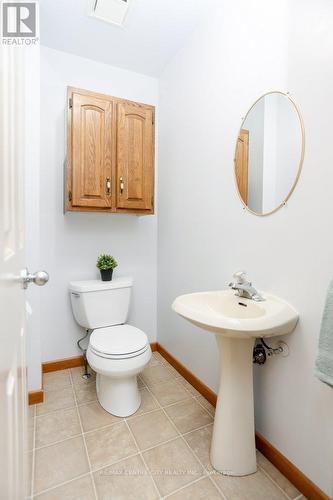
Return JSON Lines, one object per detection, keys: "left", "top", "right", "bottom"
{"left": 2, "top": 1, "right": 39, "bottom": 44}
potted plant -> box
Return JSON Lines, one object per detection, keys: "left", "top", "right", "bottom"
{"left": 96, "top": 254, "right": 118, "bottom": 281}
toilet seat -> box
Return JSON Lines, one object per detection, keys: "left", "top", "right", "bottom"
{"left": 89, "top": 324, "right": 149, "bottom": 360}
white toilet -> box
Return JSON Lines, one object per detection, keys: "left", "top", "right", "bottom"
{"left": 69, "top": 277, "right": 151, "bottom": 417}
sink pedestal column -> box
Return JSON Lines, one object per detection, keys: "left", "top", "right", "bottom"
{"left": 210, "top": 335, "right": 257, "bottom": 476}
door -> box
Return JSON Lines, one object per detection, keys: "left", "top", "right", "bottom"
{"left": 70, "top": 90, "right": 113, "bottom": 209}
{"left": 116, "top": 101, "right": 154, "bottom": 211}
{"left": 0, "top": 44, "right": 29, "bottom": 500}
{"left": 235, "top": 128, "right": 249, "bottom": 204}
{"left": 0, "top": 42, "right": 48, "bottom": 499}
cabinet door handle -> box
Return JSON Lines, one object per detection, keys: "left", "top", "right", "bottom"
{"left": 105, "top": 177, "right": 111, "bottom": 195}
{"left": 119, "top": 177, "right": 124, "bottom": 195}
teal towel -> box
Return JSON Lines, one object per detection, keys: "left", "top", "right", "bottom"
{"left": 315, "top": 279, "right": 333, "bottom": 387}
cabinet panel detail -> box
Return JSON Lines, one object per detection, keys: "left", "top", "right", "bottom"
{"left": 116, "top": 102, "right": 154, "bottom": 211}
{"left": 71, "top": 94, "right": 112, "bottom": 209}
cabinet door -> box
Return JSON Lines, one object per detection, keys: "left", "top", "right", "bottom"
{"left": 116, "top": 101, "right": 154, "bottom": 211}
{"left": 71, "top": 92, "right": 113, "bottom": 209}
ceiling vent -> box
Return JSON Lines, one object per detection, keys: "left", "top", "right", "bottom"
{"left": 91, "top": 0, "right": 132, "bottom": 27}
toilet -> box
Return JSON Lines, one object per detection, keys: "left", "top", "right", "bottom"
{"left": 69, "top": 277, "right": 151, "bottom": 417}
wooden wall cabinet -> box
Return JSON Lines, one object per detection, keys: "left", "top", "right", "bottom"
{"left": 66, "top": 87, "right": 155, "bottom": 214}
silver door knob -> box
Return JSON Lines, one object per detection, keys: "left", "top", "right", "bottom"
{"left": 21, "top": 269, "right": 49, "bottom": 289}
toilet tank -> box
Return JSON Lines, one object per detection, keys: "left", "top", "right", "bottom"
{"left": 69, "top": 277, "right": 133, "bottom": 329}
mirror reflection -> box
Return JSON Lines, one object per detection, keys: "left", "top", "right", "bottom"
{"left": 235, "top": 92, "right": 304, "bottom": 215}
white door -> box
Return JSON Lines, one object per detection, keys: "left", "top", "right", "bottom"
{"left": 0, "top": 41, "right": 28, "bottom": 500}
{"left": 0, "top": 44, "right": 48, "bottom": 499}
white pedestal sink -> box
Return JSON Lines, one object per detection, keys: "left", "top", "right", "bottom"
{"left": 172, "top": 290, "right": 298, "bottom": 476}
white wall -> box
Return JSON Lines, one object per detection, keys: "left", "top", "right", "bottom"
{"left": 158, "top": 0, "right": 333, "bottom": 495}
{"left": 39, "top": 47, "right": 158, "bottom": 362}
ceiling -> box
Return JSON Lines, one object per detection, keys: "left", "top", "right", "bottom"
{"left": 40, "top": 0, "right": 212, "bottom": 77}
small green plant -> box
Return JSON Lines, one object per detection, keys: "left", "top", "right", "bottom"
{"left": 96, "top": 254, "right": 118, "bottom": 271}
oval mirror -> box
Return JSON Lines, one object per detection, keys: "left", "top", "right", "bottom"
{"left": 234, "top": 92, "right": 304, "bottom": 216}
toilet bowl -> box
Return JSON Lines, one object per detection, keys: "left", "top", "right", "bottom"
{"left": 87, "top": 324, "right": 151, "bottom": 416}
{"left": 69, "top": 277, "right": 151, "bottom": 417}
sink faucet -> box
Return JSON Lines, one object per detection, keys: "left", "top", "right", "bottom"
{"left": 229, "top": 271, "right": 265, "bottom": 302}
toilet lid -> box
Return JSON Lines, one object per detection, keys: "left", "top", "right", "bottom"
{"left": 89, "top": 324, "right": 148, "bottom": 357}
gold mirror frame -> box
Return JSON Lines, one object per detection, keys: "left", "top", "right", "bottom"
{"left": 233, "top": 91, "right": 305, "bottom": 217}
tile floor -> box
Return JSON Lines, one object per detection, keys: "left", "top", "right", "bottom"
{"left": 28, "top": 352, "right": 305, "bottom": 500}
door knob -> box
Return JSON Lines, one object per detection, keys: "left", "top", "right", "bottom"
{"left": 21, "top": 269, "right": 49, "bottom": 289}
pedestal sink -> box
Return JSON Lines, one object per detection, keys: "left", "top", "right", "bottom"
{"left": 172, "top": 289, "right": 298, "bottom": 476}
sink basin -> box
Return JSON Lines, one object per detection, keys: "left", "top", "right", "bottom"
{"left": 172, "top": 289, "right": 298, "bottom": 477}
{"left": 172, "top": 289, "right": 298, "bottom": 339}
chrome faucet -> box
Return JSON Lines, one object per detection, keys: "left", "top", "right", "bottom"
{"left": 229, "top": 271, "right": 265, "bottom": 302}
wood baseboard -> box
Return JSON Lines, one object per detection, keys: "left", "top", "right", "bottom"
{"left": 156, "top": 342, "right": 329, "bottom": 500}
{"left": 42, "top": 342, "right": 158, "bottom": 373}
{"left": 255, "top": 432, "right": 329, "bottom": 500}
{"left": 42, "top": 355, "right": 85, "bottom": 373}
{"left": 28, "top": 389, "right": 43, "bottom": 405}
{"left": 150, "top": 342, "right": 158, "bottom": 352}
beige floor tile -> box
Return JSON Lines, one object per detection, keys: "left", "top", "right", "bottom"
{"left": 130, "top": 387, "right": 159, "bottom": 416}
{"left": 128, "top": 410, "right": 178, "bottom": 450}
{"left": 32, "top": 369, "right": 302, "bottom": 500}
{"left": 195, "top": 395, "right": 216, "bottom": 416}
{"left": 85, "top": 421, "right": 137, "bottom": 470}
{"left": 94, "top": 454, "right": 158, "bottom": 500}
{"left": 78, "top": 389, "right": 157, "bottom": 432}
{"left": 149, "top": 379, "right": 190, "bottom": 407}
{"left": 28, "top": 413, "right": 34, "bottom": 450}
{"left": 74, "top": 381, "right": 97, "bottom": 405}
{"left": 176, "top": 377, "right": 201, "bottom": 397}
{"left": 167, "top": 477, "right": 222, "bottom": 500}
{"left": 35, "top": 407, "right": 81, "bottom": 448}
{"left": 141, "top": 363, "right": 175, "bottom": 386}
{"left": 28, "top": 404, "right": 36, "bottom": 418}
{"left": 152, "top": 352, "right": 166, "bottom": 363}
{"left": 212, "top": 468, "right": 288, "bottom": 500}
{"left": 34, "top": 436, "right": 89, "bottom": 494}
{"left": 163, "top": 362, "right": 180, "bottom": 378}
{"left": 142, "top": 437, "right": 204, "bottom": 497}
{"left": 257, "top": 451, "right": 301, "bottom": 499}
{"left": 148, "top": 354, "right": 163, "bottom": 367}
{"left": 137, "top": 375, "right": 146, "bottom": 388}
{"left": 34, "top": 474, "right": 95, "bottom": 500}
{"left": 27, "top": 451, "right": 33, "bottom": 497}
{"left": 70, "top": 366, "right": 96, "bottom": 386}
{"left": 36, "top": 387, "right": 75, "bottom": 416}
{"left": 183, "top": 424, "right": 213, "bottom": 471}
{"left": 78, "top": 400, "right": 121, "bottom": 432}
{"left": 165, "top": 399, "right": 213, "bottom": 434}
{"left": 43, "top": 370, "right": 71, "bottom": 391}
